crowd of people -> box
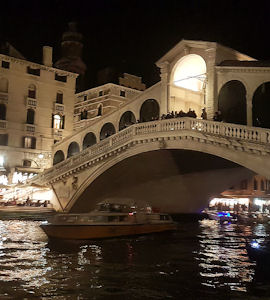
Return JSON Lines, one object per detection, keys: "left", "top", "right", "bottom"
{"left": 139, "top": 108, "right": 223, "bottom": 123}
{"left": 0, "top": 197, "right": 52, "bottom": 208}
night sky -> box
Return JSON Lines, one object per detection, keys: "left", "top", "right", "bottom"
{"left": 1, "top": 0, "right": 270, "bottom": 88}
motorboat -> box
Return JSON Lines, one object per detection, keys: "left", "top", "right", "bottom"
{"left": 203, "top": 209, "right": 237, "bottom": 224}
{"left": 40, "top": 200, "right": 177, "bottom": 240}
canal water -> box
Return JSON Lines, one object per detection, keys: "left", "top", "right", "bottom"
{"left": 0, "top": 216, "right": 269, "bottom": 299}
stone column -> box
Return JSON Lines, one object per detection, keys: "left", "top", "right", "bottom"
{"left": 246, "top": 92, "right": 253, "bottom": 126}
{"left": 205, "top": 48, "right": 216, "bottom": 120}
{"left": 157, "top": 61, "right": 170, "bottom": 114}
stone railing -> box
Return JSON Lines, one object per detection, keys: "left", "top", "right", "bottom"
{"left": 35, "top": 118, "right": 270, "bottom": 182}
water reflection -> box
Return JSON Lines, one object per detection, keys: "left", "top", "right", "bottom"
{"left": 0, "top": 218, "right": 269, "bottom": 298}
{"left": 196, "top": 219, "right": 255, "bottom": 292}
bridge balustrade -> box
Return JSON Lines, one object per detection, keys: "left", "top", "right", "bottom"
{"left": 36, "top": 118, "right": 270, "bottom": 183}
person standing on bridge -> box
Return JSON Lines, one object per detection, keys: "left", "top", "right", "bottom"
{"left": 201, "top": 108, "right": 207, "bottom": 120}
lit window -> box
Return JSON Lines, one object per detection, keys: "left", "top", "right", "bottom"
{"left": 53, "top": 114, "right": 61, "bottom": 129}
{"left": 24, "top": 136, "right": 36, "bottom": 149}
{"left": 0, "top": 156, "right": 4, "bottom": 166}
{"left": 173, "top": 54, "right": 206, "bottom": 92}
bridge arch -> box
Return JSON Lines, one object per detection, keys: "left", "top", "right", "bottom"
{"left": 119, "top": 111, "right": 136, "bottom": 131}
{"left": 83, "top": 132, "right": 97, "bottom": 150}
{"left": 140, "top": 99, "right": 159, "bottom": 122}
{"left": 218, "top": 80, "right": 247, "bottom": 125}
{"left": 252, "top": 81, "right": 270, "bottom": 128}
{"left": 100, "top": 122, "right": 116, "bottom": 140}
{"left": 67, "top": 136, "right": 269, "bottom": 212}
{"left": 53, "top": 150, "right": 65, "bottom": 165}
{"left": 67, "top": 141, "right": 80, "bottom": 158}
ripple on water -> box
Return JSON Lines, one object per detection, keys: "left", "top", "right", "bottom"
{"left": 0, "top": 218, "right": 269, "bottom": 298}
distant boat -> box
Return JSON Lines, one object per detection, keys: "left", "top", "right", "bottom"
{"left": 40, "top": 199, "right": 177, "bottom": 240}
{"left": 203, "top": 209, "right": 238, "bottom": 224}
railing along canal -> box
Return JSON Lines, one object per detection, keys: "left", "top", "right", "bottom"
{"left": 38, "top": 118, "right": 270, "bottom": 181}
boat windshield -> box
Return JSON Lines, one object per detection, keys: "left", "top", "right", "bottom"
{"left": 97, "top": 203, "right": 130, "bottom": 213}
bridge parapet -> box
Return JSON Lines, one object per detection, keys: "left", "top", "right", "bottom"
{"left": 32, "top": 118, "right": 270, "bottom": 184}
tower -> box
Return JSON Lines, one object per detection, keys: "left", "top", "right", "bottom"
{"left": 55, "top": 22, "right": 87, "bottom": 92}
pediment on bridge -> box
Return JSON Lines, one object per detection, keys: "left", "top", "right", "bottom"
{"left": 156, "top": 39, "right": 255, "bottom": 70}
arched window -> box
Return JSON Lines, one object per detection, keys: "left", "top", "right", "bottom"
{"left": 97, "top": 105, "right": 102, "bottom": 116}
{"left": 0, "top": 104, "right": 6, "bottom": 120}
{"left": 67, "top": 142, "right": 80, "bottom": 158}
{"left": 172, "top": 54, "right": 206, "bottom": 92}
{"left": 100, "top": 122, "right": 116, "bottom": 140}
{"left": 0, "top": 78, "right": 8, "bottom": 93}
{"left": 52, "top": 114, "right": 65, "bottom": 129}
{"left": 140, "top": 99, "right": 160, "bottom": 122}
{"left": 28, "top": 84, "right": 36, "bottom": 99}
{"left": 119, "top": 111, "right": 136, "bottom": 131}
{"left": 83, "top": 132, "right": 97, "bottom": 150}
{"left": 218, "top": 80, "right": 247, "bottom": 125}
{"left": 254, "top": 179, "right": 258, "bottom": 190}
{"left": 53, "top": 150, "right": 65, "bottom": 165}
{"left": 261, "top": 180, "right": 265, "bottom": 191}
{"left": 56, "top": 91, "right": 63, "bottom": 104}
{"left": 26, "top": 109, "right": 35, "bottom": 124}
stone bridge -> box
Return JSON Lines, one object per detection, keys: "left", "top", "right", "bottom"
{"left": 31, "top": 118, "right": 270, "bottom": 213}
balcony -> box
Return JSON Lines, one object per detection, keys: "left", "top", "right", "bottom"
{"left": 25, "top": 124, "right": 35, "bottom": 133}
{"left": 26, "top": 97, "right": 37, "bottom": 107}
{"left": 0, "top": 92, "right": 8, "bottom": 104}
{"left": 0, "top": 120, "right": 7, "bottom": 129}
{"left": 52, "top": 128, "right": 63, "bottom": 137}
{"left": 54, "top": 103, "right": 65, "bottom": 113}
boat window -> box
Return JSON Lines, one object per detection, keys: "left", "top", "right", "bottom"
{"left": 160, "top": 214, "right": 170, "bottom": 220}
{"left": 108, "top": 216, "right": 119, "bottom": 222}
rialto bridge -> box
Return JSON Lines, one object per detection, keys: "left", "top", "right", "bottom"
{"left": 30, "top": 40, "right": 270, "bottom": 213}
{"left": 31, "top": 118, "right": 270, "bottom": 213}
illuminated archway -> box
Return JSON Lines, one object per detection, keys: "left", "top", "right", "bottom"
{"left": 172, "top": 54, "right": 206, "bottom": 92}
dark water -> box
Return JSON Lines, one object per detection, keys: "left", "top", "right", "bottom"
{"left": 0, "top": 217, "right": 269, "bottom": 299}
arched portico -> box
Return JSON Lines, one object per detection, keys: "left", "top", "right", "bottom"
{"left": 100, "top": 122, "right": 116, "bottom": 140}
{"left": 119, "top": 111, "right": 136, "bottom": 131}
{"left": 140, "top": 99, "right": 159, "bottom": 122}
{"left": 83, "top": 132, "right": 97, "bottom": 149}
{"left": 218, "top": 80, "right": 247, "bottom": 125}
{"left": 53, "top": 150, "right": 65, "bottom": 165}
{"left": 67, "top": 142, "right": 80, "bottom": 158}
{"left": 252, "top": 82, "right": 270, "bottom": 128}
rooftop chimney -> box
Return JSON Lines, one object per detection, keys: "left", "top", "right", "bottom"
{"left": 43, "top": 46, "right": 53, "bottom": 67}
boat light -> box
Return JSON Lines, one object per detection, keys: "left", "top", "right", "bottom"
{"left": 217, "top": 212, "right": 231, "bottom": 217}
{"left": 251, "top": 241, "right": 260, "bottom": 249}
{"left": 129, "top": 212, "right": 134, "bottom": 216}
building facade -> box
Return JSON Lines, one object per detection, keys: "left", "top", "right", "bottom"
{"left": 0, "top": 46, "right": 77, "bottom": 186}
